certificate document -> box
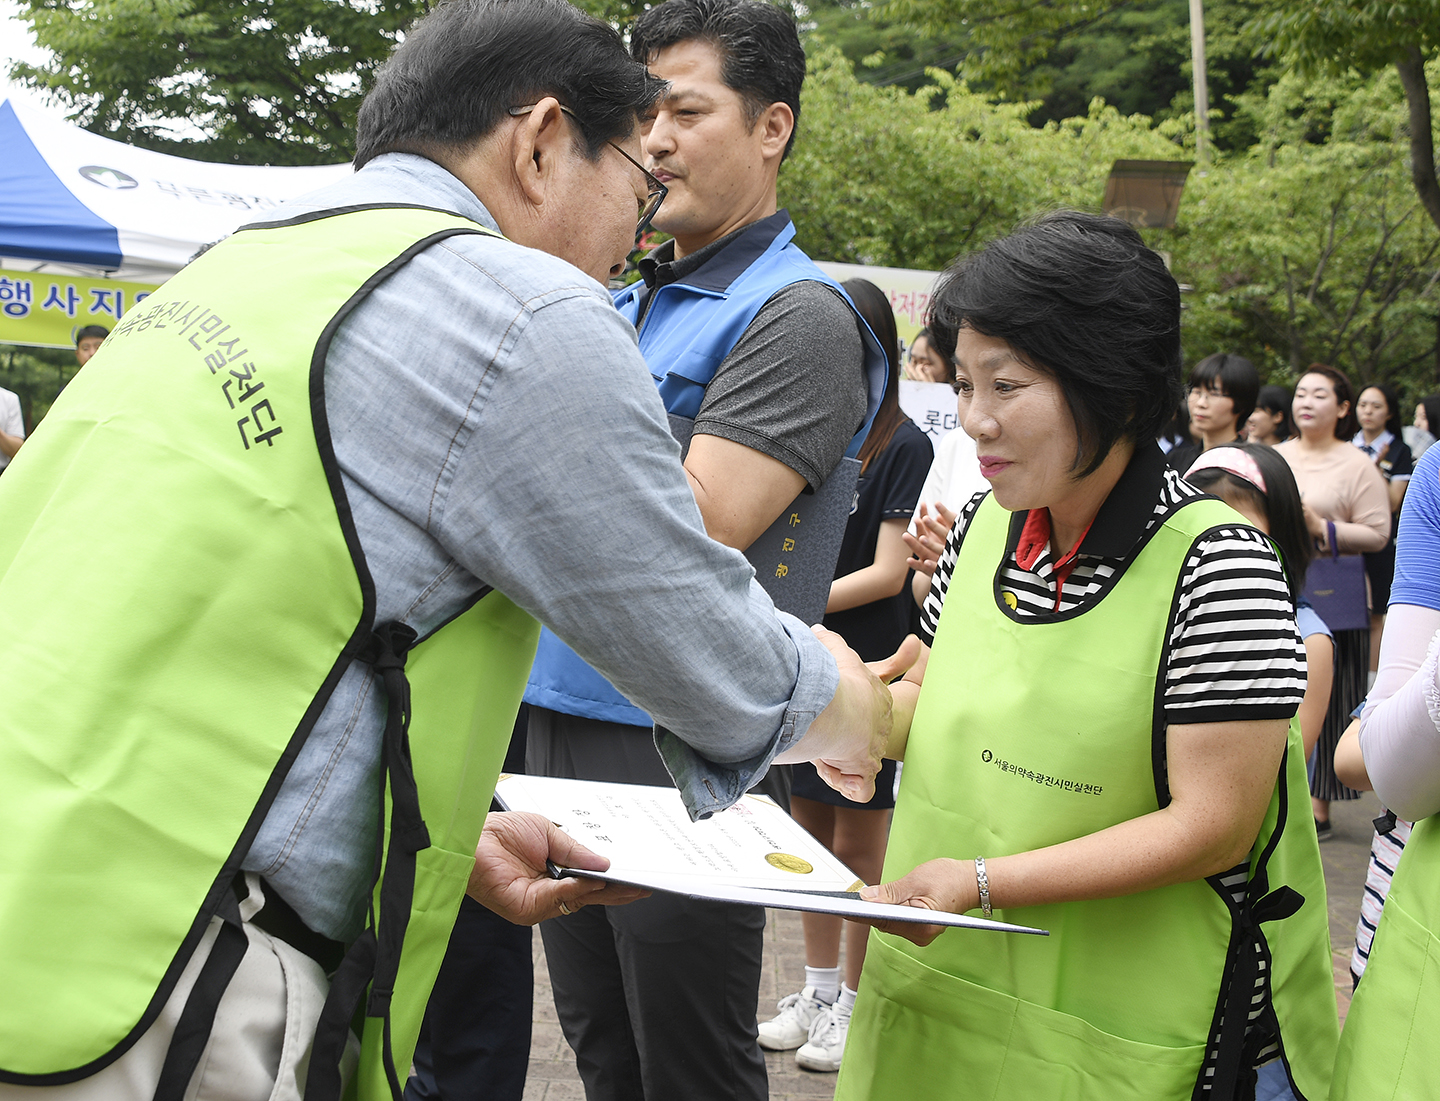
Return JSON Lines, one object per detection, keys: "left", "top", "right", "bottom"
{"left": 495, "top": 774, "right": 1046, "bottom": 936}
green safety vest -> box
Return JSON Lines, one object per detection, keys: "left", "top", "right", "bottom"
{"left": 836, "top": 492, "right": 1338, "bottom": 1101}
{"left": 1332, "top": 814, "right": 1440, "bottom": 1100}
{"left": 0, "top": 206, "right": 541, "bottom": 1099}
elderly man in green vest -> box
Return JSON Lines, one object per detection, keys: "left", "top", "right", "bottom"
{"left": 0, "top": 2, "right": 903, "bottom": 1098}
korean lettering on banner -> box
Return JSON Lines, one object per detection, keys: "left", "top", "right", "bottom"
{"left": 111, "top": 298, "right": 282, "bottom": 452}
{"left": 887, "top": 289, "right": 931, "bottom": 329}
{"left": 898, "top": 379, "right": 960, "bottom": 444}
{"left": 152, "top": 179, "right": 279, "bottom": 210}
{"left": 0, "top": 269, "right": 160, "bottom": 347}
{"left": 39, "top": 278, "right": 145, "bottom": 321}
{"left": 0, "top": 276, "right": 33, "bottom": 318}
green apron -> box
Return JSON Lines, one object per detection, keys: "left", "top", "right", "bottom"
{"left": 836, "top": 492, "right": 1337, "bottom": 1101}
{"left": 1332, "top": 813, "right": 1440, "bottom": 1100}
{"left": 0, "top": 206, "right": 539, "bottom": 1099}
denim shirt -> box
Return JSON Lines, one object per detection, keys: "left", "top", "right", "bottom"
{"left": 240, "top": 155, "right": 838, "bottom": 941}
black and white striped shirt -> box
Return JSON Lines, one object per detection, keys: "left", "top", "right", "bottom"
{"left": 919, "top": 453, "right": 1306, "bottom": 725}
{"left": 919, "top": 444, "right": 1303, "bottom": 1082}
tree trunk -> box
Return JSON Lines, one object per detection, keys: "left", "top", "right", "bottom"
{"left": 1396, "top": 45, "right": 1440, "bottom": 233}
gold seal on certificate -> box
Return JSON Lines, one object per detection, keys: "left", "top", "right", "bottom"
{"left": 494, "top": 775, "right": 1049, "bottom": 936}
{"left": 764, "top": 853, "right": 813, "bottom": 874}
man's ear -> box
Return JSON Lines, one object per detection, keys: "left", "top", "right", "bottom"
{"left": 756, "top": 101, "right": 794, "bottom": 163}
{"left": 512, "top": 97, "right": 569, "bottom": 209}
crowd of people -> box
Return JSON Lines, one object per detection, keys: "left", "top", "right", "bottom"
{"left": 2, "top": 1, "right": 1439, "bottom": 1099}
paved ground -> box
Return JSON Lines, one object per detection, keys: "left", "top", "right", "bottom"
{"left": 521, "top": 792, "right": 1382, "bottom": 1100}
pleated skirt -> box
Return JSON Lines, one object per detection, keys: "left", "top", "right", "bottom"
{"left": 1311, "top": 627, "right": 1369, "bottom": 802}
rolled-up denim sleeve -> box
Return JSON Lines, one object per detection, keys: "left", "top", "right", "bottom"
{"left": 419, "top": 246, "right": 840, "bottom": 819}
{"left": 654, "top": 607, "right": 838, "bottom": 818}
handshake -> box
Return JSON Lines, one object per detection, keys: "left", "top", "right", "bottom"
{"left": 472, "top": 628, "right": 923, "bottom": 926}
{"left": 770, "top": 626, "right": 922, "bottom": 804}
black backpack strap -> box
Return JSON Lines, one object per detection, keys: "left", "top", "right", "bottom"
{"left": 151, "top": 881, "right": 250, "bottom": 1101}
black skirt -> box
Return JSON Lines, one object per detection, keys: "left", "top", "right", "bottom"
{"left": 1311, "top": 627, "right": 1368, "bottom": 803}
{"left": 791, "top": 758, "right": 898, "bottom": 810}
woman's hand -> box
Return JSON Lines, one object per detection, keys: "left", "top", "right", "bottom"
{"left": 856, "top": 857, "right": 979, "bottom": 946}
{"left": 903, "top": 501, "right": 958, "bottom": 577}
{"left": 468, "top": 811, "right": 650, "bottom": 923}
{"left": 1302, "top": 501, "right": 1327, "bottom": 545}
{"left": 849, "top": 716, "right": 1288, "bottom": 946}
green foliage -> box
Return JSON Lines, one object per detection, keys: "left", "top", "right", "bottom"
{"left": 1169, "top": 68, "right": 1440, "bottom": 392}
{"left": 785, "top": 53, "right": 1440, "bottom": 395}
{"left": 1250, "top": 0, "right": 1440, "bottom": 75}
{"left": 782, "top": 49, "right": 1182, "bottom": 271}
{"left": 11, "top": 0, "right": 429, "bottom": 165}
{"left": 802, "top": 0, "right": 973, "bottom": 95}
{"left": 0, "top": 344, "right": 79, "bottom": 430}
{"left": 877, "top": 0, "right": 1135, "bottom": 82}
{"left": 818, "top": 0, "right": 1277, "bottom": 152}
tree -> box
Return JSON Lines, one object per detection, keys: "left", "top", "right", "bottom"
{"left": 0, "top": 345, "right": 78, "bottom": 431}
{"left": 9, "top": 0, "right": 650, "bottom": 165}
{"left": 10, "top": 0, "right": 434, "bottom": 164}
{"left": 1253, "top": 1, "right": 1440, "bottom": 233}
{"left": 785, "top": 51, "right": 1440, "bottom": 391}
{"left": 780, "top": 49, "right": 1184, "bottom": 270}
{"left": 1168, "top": 67, "right": 1440, "bottom": 388}
{"left": 875, "top": 0, "right": 1139, "bottom": 83}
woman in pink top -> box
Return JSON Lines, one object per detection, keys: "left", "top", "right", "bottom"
{"left": 1276, "top": 364, "right": 1390, "bottom": 838}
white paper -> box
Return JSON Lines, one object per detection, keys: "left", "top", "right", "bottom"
{"left": 495, "top": 775, "right": 1047, "bottom": 936}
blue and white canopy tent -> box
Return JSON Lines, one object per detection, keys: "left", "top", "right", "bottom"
{"left": 0, "top": 97, "right": 349, "bottom": 345}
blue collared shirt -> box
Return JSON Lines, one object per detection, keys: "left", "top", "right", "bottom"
{"left": 240, "top": 155, "right": 838, "bottom": 941}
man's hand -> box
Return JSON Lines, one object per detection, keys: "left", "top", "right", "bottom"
{"left": 903, "top": 501, "right": 957, "bottom": 578}
{"left": 468, "top": 810, "right": 650, "bottom": 924}
{"left": 773, "top": 629, "right": 920, "bottom": 802}
{"left": 855, "top": 857, "right": 975, "bottom": 947}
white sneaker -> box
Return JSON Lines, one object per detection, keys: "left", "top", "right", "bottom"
{"left": 795, "top": 1003, "right": 851, "bottom": 1072}
{"left": 757, "top": 986, "right": 833, "bottom": 1050}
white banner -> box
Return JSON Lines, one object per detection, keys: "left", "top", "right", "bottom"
{"left": 814, "top": 260, "right": 942, "bottom": 353}
{"left": 899, "top": 378, "right": 959, "bottom": 446}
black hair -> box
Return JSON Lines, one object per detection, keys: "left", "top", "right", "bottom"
{"left": 928, "top": 210, "right": 1181, "bottom": 477}
{"left": 1185, "top": 443, "right": 1313, "bottom": 602}
{"left": 1357, "top": 381, "right": 1404, "bottom": 438}
{"left": 843, "top": 279, "right": 907, "bottom": 475}
{"left": 1299, "top": 363, "right": 1359, "bottom": 440}
{"left": 629, "top": 0, "right": 806, "bottom": 162}
{"left": 911, "top": 327, "right": 955, "bottom": 384}
{"left": 1253, "top": 384, "right": 1295, "bottom": 442}
{"left": 75, "top": 325, "right": 109, "bottom": 342}
{"left": 355, "top": 0, "right": 666, "bottom": 169}
{"left": 1188, "top": 352, "right": 1259, "bottom": 431}
{"left": 1419, "top": 394, "right": 1440, "bottom": 437}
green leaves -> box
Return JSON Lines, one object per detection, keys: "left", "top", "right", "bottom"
{"left": 781, "top": 48, "right": 1181, "bottom": 271}
{"left": 1251, "top": 0, "right": 1440, "bottom": 74}
{"left": 784, "top": 52, "right": 1440, "bottom": 393}
{"left": 10, "top": 0, "right": 428, "bottom": 165}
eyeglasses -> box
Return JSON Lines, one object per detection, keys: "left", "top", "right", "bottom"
{"left": 508, "top": 104, "right": 667, "bottom": 235}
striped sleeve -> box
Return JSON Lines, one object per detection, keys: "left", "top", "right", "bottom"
{"left": 1163, "top": 524, "right": 1307, "bottom": 724}
{"left": 918, "top": 491, "right": 989, "bottom": 646}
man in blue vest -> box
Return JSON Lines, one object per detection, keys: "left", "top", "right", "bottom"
{"left": 0, "top": 1, "right": 904, "bottom": 1097}
{"left": 519, "top": 2, "right": 887, "bottom": 1098}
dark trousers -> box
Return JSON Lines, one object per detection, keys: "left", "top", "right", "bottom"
{"left": 527, "top": 707, "right": 769, "bottom": 1101}
{"left": 406, "top": 897, "right": 533, "bottom": 1101}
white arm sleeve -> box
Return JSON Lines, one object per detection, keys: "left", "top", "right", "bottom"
{"left": 1359, "top": 602, "right": 1440, "bottom": 820}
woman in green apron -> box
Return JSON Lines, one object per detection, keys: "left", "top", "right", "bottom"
{"left": 839, "top": 211, "right": 1339, "bottom": 1101}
